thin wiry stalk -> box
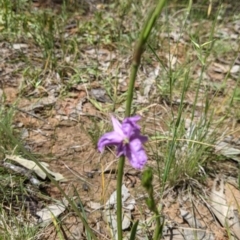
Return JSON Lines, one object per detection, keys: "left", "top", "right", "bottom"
{"left": 117, "top": 1, "right": 167, "bottom": 239}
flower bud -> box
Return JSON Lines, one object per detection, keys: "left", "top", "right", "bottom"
{"left": 141, "top": 168, "right": 153, "bottom": 189}
{"left": 146, "top": 198, "right": 154, "bottom": 211}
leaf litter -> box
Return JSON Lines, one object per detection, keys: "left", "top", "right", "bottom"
{"left": 0, "top": 1, "right": 240, "bottom": 239}
{"left": 5, "top": 154, "right": 65, "bottom": 182}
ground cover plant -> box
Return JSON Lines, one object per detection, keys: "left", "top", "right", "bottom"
{"left": 0, "top": 0, "right": 240, "bottom": 239}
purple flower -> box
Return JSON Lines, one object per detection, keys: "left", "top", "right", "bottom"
{"left": 98, "top": 115, "right": 148, "bottom": 170}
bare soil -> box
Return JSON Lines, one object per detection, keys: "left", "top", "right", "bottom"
{"left": 1, "top": 1, "right": 240, "bottom": 239}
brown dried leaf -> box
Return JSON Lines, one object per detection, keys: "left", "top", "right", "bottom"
{"left": 210, "top": 177, "right": 240, "bottom": 239}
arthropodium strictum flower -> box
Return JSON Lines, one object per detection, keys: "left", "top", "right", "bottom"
{"left": 98, "top": 115, "right": 148, "bottom": 170}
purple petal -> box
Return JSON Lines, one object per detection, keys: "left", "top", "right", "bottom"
{"left": 125, "top": 138, "right": 147, "bottom": 169}
{"left": 98, "top": 131, "right": 124, "bottom": 152}
{"left": 122, "top": 116, "right": 142, "bottom": 137}
{"left": 111, "top": 116, "right": 125, "bottom": 137}
{"left": 125, "top": 115, "right": 141, "bottom": 123}
{"left": 131, "top": 134, "right": 148, "bottom": 144}
{"left": 123, "top": 116, "right": 141, "bottom": 129}
{"left": 116, "top": 143, "right": 124, "bottom": 157}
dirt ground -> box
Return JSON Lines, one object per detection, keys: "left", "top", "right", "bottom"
{"left": 1, "top": 0, "right": 240, "bottom": 239}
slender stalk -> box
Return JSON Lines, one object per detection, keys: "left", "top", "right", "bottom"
{"left": 153, "top": 204, "right": 161, "bottom": 240}
{"left": 142, "top": 168, "right": 163, "bottom": 240}
{"left": 125, "top": 0, "right": 167, "bottom": 117}
{"left": 117, "top": 1, "right": 167, "bottom": 239}
{"left": 116, "top": 155, "right": 125, "bottom": 239}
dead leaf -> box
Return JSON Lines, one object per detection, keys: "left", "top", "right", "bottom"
{"left": 3, "top": 161, "right": 41, "bottom": 186}
{"left": 12, "top": 43, "right": 28, "bottom": 50}
{"left": 103, "top": 184, "right": 136, "bottom": 238}
{"left": 36, "top": 198, "right": 68, "bottom": 227}
{"left": 210, "top": 177, "right": 240, "bottom": 239}
{"left": 215, "top": 141, "right": 240, "bottom": 162}
{"left": 211, "top": 62, "right": 228, "bottom": 73}
{"left": 180, "top": 209, "right": 215, "bottom": 240}
{"left": 230, "top": 65, "right": 240, "bottom": 74}
{"left": 21, "top": 96, "right": 56, "bottom": 112}
{"left": 5, "top": 155, "right": 65, "bottom": 181}
{"left": 90, "top": 88, "right": 111, "bottom": 103}
{"left": 225, "top": 183, "right": 240, "bottom": 209}
{"left": 87, "top": 201, "right": 102, "bottom": 210}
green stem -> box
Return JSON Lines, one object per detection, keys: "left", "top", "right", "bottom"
{"left": 153, "top": 203, "right": 161, "bottom": 240}
{"left": 153, "top": 214, "right": 161, "bottom": 240}
{"left": 149, "top": 186, "right": 162, "bottom": 240}
{"left": 125, "top": 0, "right": 167, "bottom": 117}
{"left": 116, "top": 155, "right": 125, "bottom": 239}
{"left": 117, "top": 1, "right": 167, "bottom": 239}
